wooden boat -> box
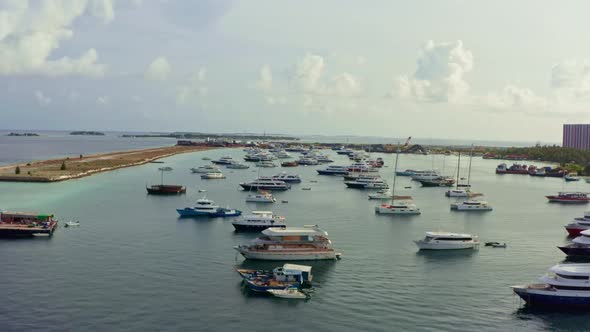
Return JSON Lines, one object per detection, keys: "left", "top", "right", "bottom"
{"left": 146, "top": 184, "right": 186, "bottom": 195}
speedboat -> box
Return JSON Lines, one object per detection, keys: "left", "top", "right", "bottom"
{"left": 211, "top": 156, "right": 234, "bottom": 165}
{"left": 64, "top": 221, "right": 80, "bottom": 227}
{"left": 267, "top": 288, "right": 307, "bottom": 299}
{"left": 512, "top": 264, "right": 590, "bottom": 308}
{"left": 450, "top": 200, "right": 493, "bottom": 211}
{"left": 246, "top": 191, "right": 276, "bottom": 203}
{"left": 375, "top": 201, "right": 420, "bottom": 215}
{"left": 414, "top": 232, "right": 479, "bottom": 250}
{"left": 237, "top": 264, "right": 312, "bottom": 292}
{"left": 546, "top": 192, "right": 590, "bottom": 203}
{"left": 200, "top": 172, "right": 225, "bottom": 179}
{"left": 565, "top": 212, "right": 590, "bottom": 236}
{"left": 565, "top": 173, "right": 581, "bottom": 182}
{"left": 317, "top": 165, "right": 349, "bottom": 175}
{"left": 256, "top": 161, "right": 277, "bottom": 168}
{"left": 240, "top": 179, "right": 291, "bottom": 191}
{"left": 191, "top": 165, "right": 221, "bottom": 173}
{"left": 234, "top": 225, "right": 341, "bottom": 260}
{"left": 271, "top": 173, "right": 302, "bottom": 183}
{"left": 226, "top": 162, "right": 250, "bottom": 169}
{"left": 559, "top": 229, "right": 590, "bottom": 257}
{"left": 232, "top": 211, "right": 285, "bottom": 231}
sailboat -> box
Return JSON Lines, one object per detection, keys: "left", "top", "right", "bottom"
{"left": 445, "top": 146, "right": 482, "bottom": 198}
{"left": 375, "top": 145, "right": 421, "bottom": 215}
{"left": 146, "top": 167, "right": 186, "bottom": 195}
{"left": 449, "top": 146, "right": 492, "bottom": 211}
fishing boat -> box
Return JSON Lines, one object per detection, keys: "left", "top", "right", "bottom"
{"left": 512, "top": 264, "right": 590, "bottom": 308}
{"left": 191, "top": 165, "right": 221, "bottom": 173}
{"left": 237, "top": 264, "right": 312, "bottom": 292}
{"left": 200, "top": 172, "right": 225, "bottom": 179}
{"left": 0, "top": 211, "right": 59, "bottom": 237}
{"left": 565, "top": 212, "right": 590, "bottom": 236}
{"left": 147, "top": 167, "right": 186, "bottom": 195}
{"left": 374, "top": 145, "right": 421, "bottom": 215}
{"left": 546, "top": 192, "right": 590, "bottom": 203}
{"left": 558, "top": 229, "right": 590, "bottom": 257}
{"left": 232, "top": 211, "right": 285, "bottom": 231}
{"left": 414, "top": 232, "right": 479, "bottom": 250}
{"left": 246, "top": 191, "right": 276, "bottom": 203}
{"left": 450, "top": 200, "right": 493, "bottom": 211}
{"left": 267, "top": 288, "right": 307, "bottom": 299}
{"left": 234, "top": 225, "right": 341, "bottom": 260}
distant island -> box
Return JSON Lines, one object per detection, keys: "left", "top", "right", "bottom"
{"left": 70, "top": 131, "right": 105, "bottom": 136}
{"left": 7, "top": 132, "right": 39, "bottom": 136}
{"left": 122, "top": 132, "right": 299, "bottom": 141}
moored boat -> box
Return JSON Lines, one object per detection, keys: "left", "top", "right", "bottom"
{"left": 146, "top": 184, "right": 186, "bottom": 195}
{"left": 558, "top": 229, "right": 590, "bottom": 257}
{"left": 200, "top": 172, "right": 225, "bottom": 179}
{"left": 271, "top": 173, "right": 302, "bottom": 183}
{"left": 176, "top": 197, "right": 241, "bottom": 217}
{"left": 267, "top": 288, "right": 308, "bottom": 299}
{"left": 496, "top": 163, "right": 529, "bottom": 174}
{"left": 240, "top": 179, "right": 291, "bottom": 191}
{"left": 237, "top": 264, "right": 312, "bottom": 292}
{"left": 281, "top": 161, "right": 299, "bottom": 167}
{"left": 246, "top": 191, "right": 276, "bottom": 203}
{"left": 232, "top": 211, "right": 285, "bottom": 231}
{"left": 414, "top": 232, "right": 479, "bottom": 250}
{"left": 0, "top": 211, "right": 59, "bottom": 237}
{"left": 418, "top": 177, "right": 455, "bottom": 187}
{"left": 191, "top": 165, "right": 221, "bottom": 173}
{"left": 565, "top": 173, "right": 581, "bottom": 182}
{"left": 450, "top": 200, "right": 493, "bottom": 211}
{"left": 565, "top": 212, "right": 590, "bottom": 236}
{"left": 546, "top": 192, "right": 590, "bottom": 204}
{"left": 317, "top": 165, "right": 349, "bottom": 175}
{"left": 211, "top": 156, "right": 234, "bottom": 165}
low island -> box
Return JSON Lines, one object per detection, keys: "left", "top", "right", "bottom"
{"left": 70, "top": 131, "right": 105, "bottom": 136}
{"left": 7, "top": 132, "right": 39, "bottom": 136}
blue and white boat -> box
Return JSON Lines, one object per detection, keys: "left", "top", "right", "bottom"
{"left": 177, "top": 197, "right": 241, "bottom": 217}
{"left": 395, "top": 169, "right": 417, "bottom": 176}
{"left": 512, "top": 264, "right": 590, "bottom": 308}
{"left": 237, "top": 264, "right": 312, "bottom": 292}
{"left": 317, "top": 165, "right": 349, "bottom": 175}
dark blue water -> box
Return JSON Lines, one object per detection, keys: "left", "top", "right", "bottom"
{"left": 0, "top": 146, "right": 588, "bottom": 331}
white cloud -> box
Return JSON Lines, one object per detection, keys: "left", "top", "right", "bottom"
{"left": 0, "top": 0, "right": 122, "bottom": 77}
{"left": 176, "top": 68, "right": 208, "bottom": 105}
{"left": 294, "top": 54, "right": 325, "bottom": 93}
{"left": 329, "top": 73, "right": 361, "bottom": 97}
{"left": 145, "top": 56, "right": 171, "bottom": 81}
{"left": 257, "top": 65, "right": 272, "bottom": 91}
{"left": 68, "top": 91, "right": 80, "bottom": 101}
{"left": 483, "top": 85, "right": 547, "bottom": 109}
{"left": 97, "top": 95, "right": 110, "bottom": 105}
{"left": 398, "top": 40, "right": 473, "bottom": 103}
{"left": 551, "top": 60, "right": 590, "bottom": 100}
{"left": 35, "top": 90, "right": 51, "bottom": 106}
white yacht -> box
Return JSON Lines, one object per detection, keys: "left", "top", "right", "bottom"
{"left": 211, "top": 156, "right": 234, "bottom": 165}
{"left": 176, "top": 197, "right": 219, "bottom": 217}
{"left": 234, "top": 225, "right": 341, "bottom": 260}
{"left": 226, "top": 161, "right": 250, "bottom": 169}
{"left": 375, "top": 201, "right": 420, "bottom": 214}
{"left": 347, "top": 162, "right": 378, "bottom": 173}
{"left": 410, "top": 170, "right": 440, "bottom": 181}
{"left": 512, "top": 264, "right": 590, "bottom": 308}
{"left": 232, "top": 211, "right": 285, "bottom": 231}
{"left": 298, "top": 157, "right": 319, "bottom": 165}
{"left": 274, "top": 150, "right": 292, "bottom": 159}
{"left": 445, "top": 189, "right": 470, "bottom": 197}
{"left": 200, "top": 172, "right": 225, "bottom": 179}
{"left": 345, "top": 177, "right": 389, "bottom": 189}
{"left": 317, "top": 165, "right": 349, "bottom": 175}
{"left": 191, "top": 165, "right": 221, "bottom": 173}
{"left": 240, "top": 178, "right": 291, "bottom": 191}
{"left": 246, "top": 191, "right": 276, "bottom": 203}
{"left": 256, "top": 160, "right": 277, "bottom": 168}
{"left": 271, "top": 173, "right": 302, "bottom": 183}
{"left": 450, "top": 200, "right": 493, "bottom": 211}
{"left": 565, "top": 212, "right": 590, "bottom": 236}
{"left": 414, "top": 232, "right": 479, "bottom": 250}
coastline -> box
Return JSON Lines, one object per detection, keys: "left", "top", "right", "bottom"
{"left": 0, "top": 145, "right": 216, "bottom": 183}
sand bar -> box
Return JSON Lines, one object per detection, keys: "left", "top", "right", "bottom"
{"left": 0, "top": 145, "right": 216, "bottom": 182}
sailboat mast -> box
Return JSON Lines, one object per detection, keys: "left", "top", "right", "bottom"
{"left": 391, "top": 143, "right": 400, "bottom": 204}
{"left": 160, "top": 169, "right": 164, "bottom": 185}
{"left": 456, "top": 151, "right": 461, "bottom": 190}
{"left": 467, "top": 144, "right": 473, "bottom": 187}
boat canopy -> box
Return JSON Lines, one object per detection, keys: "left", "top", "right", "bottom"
{"left": 262, "top": 225, "right": 328, "bottom": 237}
{"left": 549, "top": 264, "right": 590, "bottom": 277}
{"left": 425, "top": 231, "right": 474, "bottom": 239}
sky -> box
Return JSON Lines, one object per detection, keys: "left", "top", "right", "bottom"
{"left": 2, "top": 0, "right": 590, "bottom": 142}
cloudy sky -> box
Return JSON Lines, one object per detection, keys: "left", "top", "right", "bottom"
{"left": 2, "top": 0, "right": 590, "bottom": 142}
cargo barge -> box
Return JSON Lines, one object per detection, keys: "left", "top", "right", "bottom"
{"left": 0, "top": 211, "right": 58, "bottom": 237}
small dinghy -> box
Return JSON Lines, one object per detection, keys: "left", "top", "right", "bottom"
{"left": 198, "top": 189, "right": 207, "bottom": 193}
{"left": 267, "top": 287, "right": 307, "bottom": 299}
{"left": 64, "top": 221, "right": 80, "bottom": 227}
{"left": 485, "top": 241, "right": 507, "bottom": 248}
{"left": 302, "top": 188, "right": 311, "bottom": 191}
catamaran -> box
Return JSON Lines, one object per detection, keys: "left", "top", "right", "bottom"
{"left": 375, "top": 145, "right": 420, "bottom": 215}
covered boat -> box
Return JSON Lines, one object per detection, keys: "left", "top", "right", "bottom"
{"left": 237, "top": 264, "right": 312, "bottom": 292}
{"left": 546, "top": 192, "right": 590, "bottom": 203}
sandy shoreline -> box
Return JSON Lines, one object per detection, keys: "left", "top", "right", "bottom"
{"left": 0, "top": 145, "right": 216, "bottom": 183}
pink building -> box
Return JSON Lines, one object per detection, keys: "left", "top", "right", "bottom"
{"left": 563, "top": 124, "right": 590, "bottom": 150}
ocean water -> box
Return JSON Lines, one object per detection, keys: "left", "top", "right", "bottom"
{"left": 0, "top": 147, "right": 588, "bottom": 331}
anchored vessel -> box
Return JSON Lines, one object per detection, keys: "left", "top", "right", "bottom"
{"left": 558, "top": 229, "right": 590, "bottom": 256}
{"left": 246, "top": 191, "right": 276, "bottom": 203}
{"left": 240, "top": 178, "right": 291, "bottom": 191}
{"left": 191, "top": 165, "right": 221, "bottom": 173}
{"left": 176, "top": 197, "right": 241, "bottom": 217}
{"left": 565, "top": 212, "right": 590, "bottom": 236}
{"left": 237, "top": 264, "right": 312, "bottom": 292}
{"left": 0, "top": 211, "right": 59, "bottom": 237}
{"left": 234, "top": 225, "right": 340, "bottom": 260}
{"left": 232, "top": 211, "right": 285, "bottom": 231}
{"left": 512, "top": 264, "right": 590, "bottom": 308}
{"left": 450, "top": 200, "right": 493, "bottom": 211}
{"left": 211, "top": 156, "right": 235, "bottom": 165}
{"left": 414, "top": 232, "right": 479, "bottom": 250}
{"left": 147, "top": 167, "right": 186, "bottom": 195}
{"left": 546, "top": 192, "right": 590, "bottom": 203}
{"left": 271, "top": 173, "right": 302, "bottom": 183}
{"left": 317, "top": 165, "right": 349, "bottom": 175}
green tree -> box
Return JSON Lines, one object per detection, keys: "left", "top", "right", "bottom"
{"left": 15, "top": 166, "right": 20, "bottom": 174}
{"left": 60, "top": 161, "right": 67, "bottom": 170}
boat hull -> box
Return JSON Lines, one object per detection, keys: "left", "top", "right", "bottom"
{"left": 414, "top": 241, "right": 477, "bottom": 250}
{"left": 147, "top": 185, "right": 186, "bottom": 195}
{"left": 565, "top": 226, "right": 590, "bottom": 236}
{"left": 317, "top": 170, "right": 348, "bottom": 175}
{"left": 513, "top": 286, "right": 590, "bottom": 308}
{"left": 375, "top": 206, "right": 421, "bottom": 215}
{"left": 235, "top": 247, "right": 337, "bottom": 260}
{"left": 546, "top": 197, "right": 590, "bottom": 203}
{"left": 232, "top": 223, "right": 282, "bottom": 232}
{"left": 176, "top": 209, "right": 214, "bottom": 217}
{"left": 450, "top": 205, "right": 493, "bottom": 211}
{"left": 558, "top": 245, "right": 590, "bottom": 256}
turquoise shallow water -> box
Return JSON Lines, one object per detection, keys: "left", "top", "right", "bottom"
{"left": 1, "top": 148, "right": 589, "bottom": 331}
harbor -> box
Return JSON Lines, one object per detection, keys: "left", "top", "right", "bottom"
{"left": 2, "top": 145, "right": 590, "bottom": 331}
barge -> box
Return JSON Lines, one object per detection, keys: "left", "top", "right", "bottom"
{"left": 0, "top": 211, "right": 58, "bottom": 237}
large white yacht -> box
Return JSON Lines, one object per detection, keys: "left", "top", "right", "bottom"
{"left": 232, "top": 211, "right": 285, "bottom": 231}
{"left": 410, "top": 170, "right": 440, "bottom": 181}
{"left": 450, "top": 200, "right": 493, "bottom": 211}
{"left": 274, "top": 150, "right": 292, "bottom": 159}
{"left": 375, "top": 201, "right": 420, "bottom": 215}
{"left": 234, "top": 225, "right": 341, "bottom": 260}
{"left": 345, "top": 177, "right": 389, "bottom": 189}
{"left": 256, "top": 160, "right": 277, "bottom": 168}
{"left": 271, "top": 173, "right": 302, "bottom": 183}
{"left": 240, "top": 178, "right": 291, "bottom": 191}
{"left": 191, "top": 165, "right": 221, "bottom": 173}
{"left": 414, "top": 232, "right": 479, "bottom": 250}
{"left": 246, "top": 191, "right": 276, "bottom": 203}
{"left": 317, "top": 165, "right": 349, "bottom": 175}
{"left": 211, "top": 156, "right": 234, "bottom": 165}
{"left": 512, "top": 264, "right": 590, "bottom": 308}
